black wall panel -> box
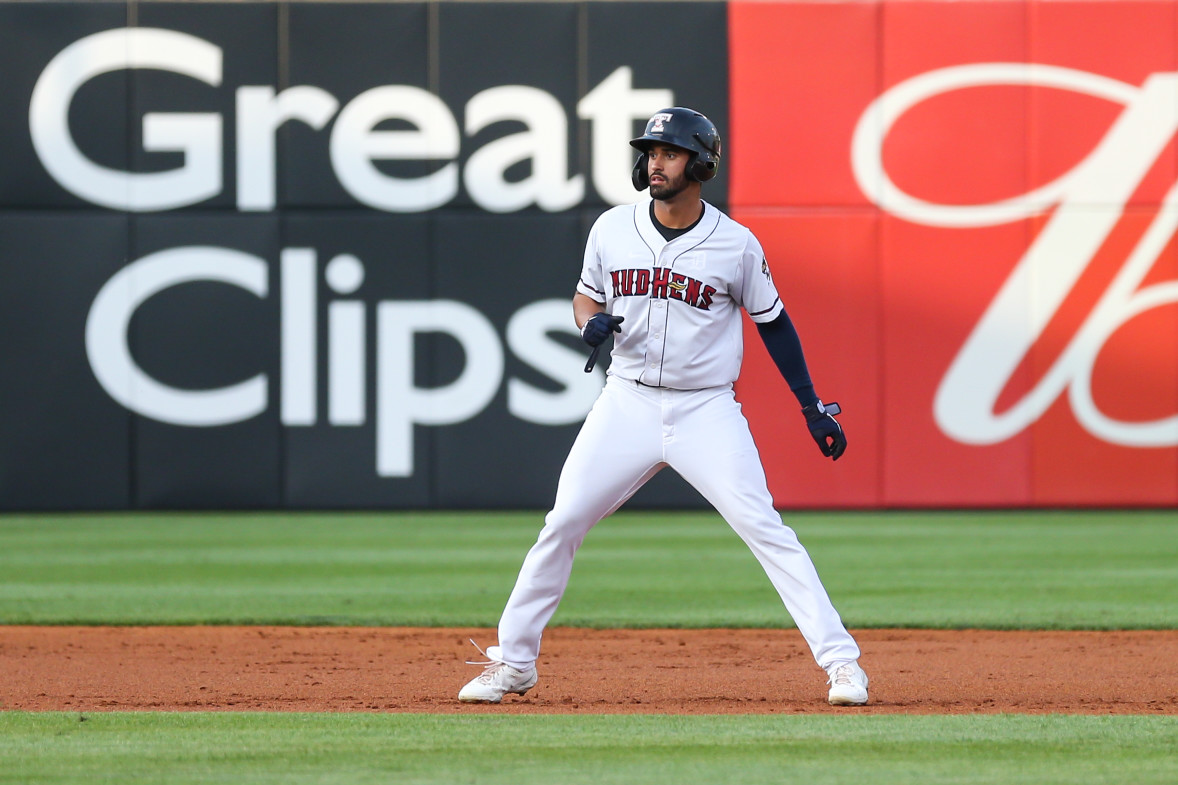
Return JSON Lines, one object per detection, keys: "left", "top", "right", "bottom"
{"left": 0, "top": 213, "right": 132, "bottom": 508}
{"left": 431, "top": 212, "right": 585, "bottom": 507}
{"left": 283, "top": 3, "right": 430, "bottom": 208}
{"left": 0, "top": 2, "right": 130, "bottom": 208}
{"left": 281, "top": 213, "right": 433, "bottom": 508}
{"left": 134, "top": 2, "right": 279, "bottom": 213}
{"left": 585, "top": 2, "right": 729, "bottom": 206}
{"left": 438, "top": 2, "right": 580, "bottom": 212}
{"left": 129, "top": 214, "right": 283, "bottom": 508}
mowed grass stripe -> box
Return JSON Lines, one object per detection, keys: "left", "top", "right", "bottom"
{"left": 1, "top": 712, "right": 1176, "bottom": 785}
{"left": 0, "top": 510, "right": 1174, "bottom": 628}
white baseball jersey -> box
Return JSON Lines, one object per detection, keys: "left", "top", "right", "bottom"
{"left": 576, "top": 198, "right": 784, "bottom": 389}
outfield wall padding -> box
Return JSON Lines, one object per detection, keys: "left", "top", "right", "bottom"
{"left": 2, "top": 1, "right": 1176, "bottom": 509}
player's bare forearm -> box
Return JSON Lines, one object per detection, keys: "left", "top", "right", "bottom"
{"left": 573, "top": 293, "right": 605, "bottom": 331}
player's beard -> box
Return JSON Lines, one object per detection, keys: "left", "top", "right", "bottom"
{"left": 649, "top": 172, "right": 689, "bottom": 201}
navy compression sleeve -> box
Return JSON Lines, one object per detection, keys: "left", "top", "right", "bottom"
{"left": 755, "top": 311, "right": 820, "bottom": 407}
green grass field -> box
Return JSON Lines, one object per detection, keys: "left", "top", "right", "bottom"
{"left": 1, "top": 509, "right": 1175, "bottom": 784}
{"left": 0, "top": 510, "right": 1174, "bottom": 628}
{"left": 3, "top": 712, "right": 1177, "bottom": 785}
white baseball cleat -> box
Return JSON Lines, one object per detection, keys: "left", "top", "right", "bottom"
{"left": 826, "top": 661, "right": 869, "bottom": 706}
{"left": 458, "top": 641, "right": 538, "bottom": 703}
{"left": 459, "top": 661, "right": 538, "bottom": 703}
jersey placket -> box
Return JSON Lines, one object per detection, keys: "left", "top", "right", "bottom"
{"left": 644, "top": 255, "right": 673, "bottom": 385}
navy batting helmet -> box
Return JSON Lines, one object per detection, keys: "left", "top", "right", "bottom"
{"left": 630, "top": 107, "right": 722, "bottom": 190}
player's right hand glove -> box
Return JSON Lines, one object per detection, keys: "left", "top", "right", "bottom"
{"left": 580, "top": 313, "right": 624, "bottom": 347}
{"left": 802, "top": 401, "right": 846, "bottom": 461}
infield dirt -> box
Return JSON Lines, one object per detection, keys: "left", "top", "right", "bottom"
{"left": 3, "top": 627, "right": 1176, "bottom": 715}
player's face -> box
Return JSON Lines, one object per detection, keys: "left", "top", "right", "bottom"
{"left": 647, "top": 144, "right": 691, "bottom": 201}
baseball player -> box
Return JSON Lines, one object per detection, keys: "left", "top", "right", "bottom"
{"left": 459, "top": 107, "right": 868, "bottom": 706}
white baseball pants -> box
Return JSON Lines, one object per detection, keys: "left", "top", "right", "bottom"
{"left": 494, "top": 375, "right": 861, "bottom": 671}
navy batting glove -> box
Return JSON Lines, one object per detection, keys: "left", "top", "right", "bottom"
{"left": 580, "top": 313, "right": 624, "bottom": 347}
{"left": 802, "top": 401, "right": 846, "bottom": 461}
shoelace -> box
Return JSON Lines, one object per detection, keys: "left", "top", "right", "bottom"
{"left": 465, "top": 639, "right": 515, "bottom": 684}
{"left": 828, "top": 663, "right": 856, "bottom": 686}
{"left": 464, "top": 638, "right": 500, "bottom": 667}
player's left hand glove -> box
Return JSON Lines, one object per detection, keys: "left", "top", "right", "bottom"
{"left": 802, "top": 401, "right": 846, "bottom": 461}
{"left": 580, "top": 313, "right": 624, "bottom": 347}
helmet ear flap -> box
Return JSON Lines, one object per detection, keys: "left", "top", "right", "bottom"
{"left": 631, "top": 153, "right": 649, "bottom": 191}
{"left": 687, "top": 158, "right": 704, "bottom": 182}
{"left": 688, "top": 130, "right": 720, "bottom": 182}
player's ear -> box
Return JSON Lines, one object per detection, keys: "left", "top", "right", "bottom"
{"left": 631, "top": 154, "right": 649, "bottom": 191}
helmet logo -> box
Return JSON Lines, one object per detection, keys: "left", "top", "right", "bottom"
{"left": 650, "top": 113, "right": 674, "bottom": 133}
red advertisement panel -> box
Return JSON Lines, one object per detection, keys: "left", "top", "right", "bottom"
{"left": 728, "top": 0, "right": 879, "bottom": 208}
{"left": 1027, "top": 2, "right": 1178, "bottom": 503}
{"left": 731, "top": 0, "right": 1178, "bottom": 507}
{"left": 1029, "top": 208, "right": 1178, "bottom": 505}
{"left": 879, "top": 215, "right": 1035, "bottom": 506}
{"left": 737, "top": 213, "right": 881, "bottom": 507}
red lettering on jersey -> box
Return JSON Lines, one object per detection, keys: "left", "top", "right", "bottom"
{"left": 614, "top": 268, "right": 713, "bottom": 310}
{"left": 699, "top": 284, "right": 716, "bottom": 310}
{"left": 635, "top": 268, "right": 650, "bottom": 295}
{"left": 651, "top": 267, "right": 671, "bottom": 299}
